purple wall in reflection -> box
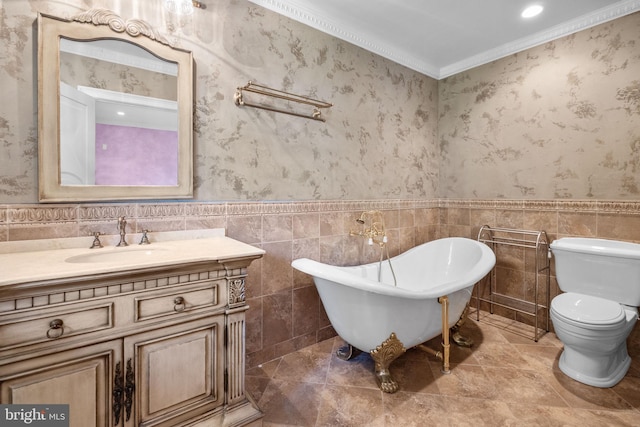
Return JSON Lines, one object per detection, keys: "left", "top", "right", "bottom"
{"left": 95, "top": 124, "right": 178, "bottom": 185}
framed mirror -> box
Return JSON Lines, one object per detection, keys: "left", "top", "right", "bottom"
{"left": 38, "top": 9, "right": 193, "bottom": 202}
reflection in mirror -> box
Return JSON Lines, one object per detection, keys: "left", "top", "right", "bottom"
{"left": 59, "top": 39, "right": 179, "bottom": 186}
{"left": 38, "top": 9, "right": 193, "bottom": 202}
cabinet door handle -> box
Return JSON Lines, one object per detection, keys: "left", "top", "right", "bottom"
{"left": 173, "top": 296, "right": 186, "bottom": 312}
{"left": 113, "top": 361, "right": 123, "bottom": 425}
{"left": 46, "top": 318, "right": 65, "bottom": 339}
{"left": 124, "top": 358, "right": 135, "bottom": 422}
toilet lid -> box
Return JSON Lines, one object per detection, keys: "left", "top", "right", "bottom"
{"left": 551, "top": 292, "right": 625, "bottom": 325}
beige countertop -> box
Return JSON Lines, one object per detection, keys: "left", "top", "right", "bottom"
{"left": 0, "top": 229, "right": 265, "bottom": 287}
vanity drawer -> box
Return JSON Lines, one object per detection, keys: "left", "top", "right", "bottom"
{"left": 0, "top": 303, "right": 114, "bottom": 350}
{"left": 134, "top": 281, "right": 221, "bottom": 322}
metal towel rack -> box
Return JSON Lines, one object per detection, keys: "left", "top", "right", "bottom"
{"left": 476, "top": 225, "right": 551, "bottom": 341}
{"left": 234, "top": 81, "right": 332, "bottom": 122}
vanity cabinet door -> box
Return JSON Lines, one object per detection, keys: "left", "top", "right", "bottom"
{"left": 124, "top": 315, "right": 224, "bottom": 427}
{"left": 0, "top": 340, "right": 120, "bottom": 427}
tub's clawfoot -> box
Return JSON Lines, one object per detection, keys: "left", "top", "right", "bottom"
{"left": 369, "top": 332, "right": 406, "bottom": 393}
{"left": 336, "top": 344, "right": 361, "bottom": 361}
{"left": 451, "top": 302, "right": 474, "bottom": 348}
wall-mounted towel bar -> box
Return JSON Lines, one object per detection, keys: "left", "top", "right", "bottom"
{"left": 234, "top": 81, "right": 332, "bottom": 122}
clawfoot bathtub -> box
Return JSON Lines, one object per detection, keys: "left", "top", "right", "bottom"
{"left": 292, "top": 237, "right": 495, "bottom": 393}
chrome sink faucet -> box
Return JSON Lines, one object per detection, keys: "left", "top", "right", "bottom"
{"left": 116, "top": 216, "right": 128, "bottom": 247}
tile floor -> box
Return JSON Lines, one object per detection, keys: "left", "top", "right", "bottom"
{"left": 246, "top": 311, "right": 640, "bottom": 426}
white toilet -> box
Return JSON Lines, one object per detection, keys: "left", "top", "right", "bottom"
{"left": 550, "top": 237, "right": 640, "bottom": 388}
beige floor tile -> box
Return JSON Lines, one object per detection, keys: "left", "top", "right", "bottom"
{"left": 428, "top": 363, "right": 500, "bottom": 400}
{"left": 382, "top": 392, "right": 449, "bottom": 426}
{"left": 540, "top": 368, "right": 635, "bottom": 411}
{"left": 461, "top": 317, "right": 513, "bottom": 345}
{"left": 612, "top": 373, "right": 640, "bottom": 409}
{"left": 470, "top": 341, "right": 531, "bottom": 369}
{"left": 246, "top": 375, "right": 272, "bottom": 404}
{"left": 316, "top": 385, "right": 385, "bottom": 427}
{"left": 505, "top": 403, "right": 579, "bottom": 427}
{"left": 247, "top": 358, "right": 281, "bottom": 378}
{"left": 272, "top": 351, "right": 331, "bottom": 384}
{"left": 249, "top": 313, "right": 640, "bottom": 426}
{"left": 575, "top": 408, "right": 640, "bottom": 426}
{"left": 259, "top": 379, "right": 325, "bottom": 426}
{"left": 443, "top": 396, "right": 519, "bottom": 426}
{"left": 484, "top": 366, "right": 567, "bottom": 407}
{"left": 505, "top": 402, "right": 638, "bottom": 427}
{"left": 512, "top": 342, "right": 563, "bottom": 372}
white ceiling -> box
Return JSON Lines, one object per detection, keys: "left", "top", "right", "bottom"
{"left": 248, "top": 0, "right": 640, "bottom": 79}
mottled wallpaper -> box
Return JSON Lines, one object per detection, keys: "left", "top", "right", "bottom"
{"left": 439, "top": 12, "right": 640, "bottom": 200}
{"left": 1, "top": 1, "right": 639, "bottom": 204}
{"left": 0, "top": 0, "right": 438, "bottom": 202}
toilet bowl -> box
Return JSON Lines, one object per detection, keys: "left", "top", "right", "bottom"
{"left": 550, "top": 237, "right": 640, "bottom": 388}
{"left": 550, "top": 292, "right": 637, "bottom": 387}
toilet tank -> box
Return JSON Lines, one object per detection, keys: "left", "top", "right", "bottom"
{"left": 550, "top": 237, "right": 640, "bottom": 306}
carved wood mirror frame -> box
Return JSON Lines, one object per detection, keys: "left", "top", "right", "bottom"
{"left": 38, "top": 9, "right": 193, "bottom": 202}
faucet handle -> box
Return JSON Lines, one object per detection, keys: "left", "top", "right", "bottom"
{"left": 90, "top": 232, "right": 104, "bottom": 249}
{"left": 139, "top": 230, "right": 151, "bottom": 245}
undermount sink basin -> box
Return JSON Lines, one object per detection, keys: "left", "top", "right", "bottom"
{"left": 65, "top": 247, "right": 169, "bottom": 264}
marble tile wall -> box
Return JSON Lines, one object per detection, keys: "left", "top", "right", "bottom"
{"left": 2, "top": 199, "right": 640, "bottom": 367}
{"left": 0, "top": 199, "right": 439, "bottom": 367}
{"left": 441, "top": 199, "right": 640, "bottom": 328}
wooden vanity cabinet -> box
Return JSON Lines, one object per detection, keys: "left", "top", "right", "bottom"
{"left": 126, "top": 315, "right": 225, "bottom": 426}
{"left": 0, "top": 259, "right": 261, "bottom": 427}
{"left": 0, "top": 340, "right": 118, "bottom": 427}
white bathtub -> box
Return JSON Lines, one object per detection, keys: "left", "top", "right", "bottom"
{"left": 292, "top": 237, "right": 495, "bottom": 354}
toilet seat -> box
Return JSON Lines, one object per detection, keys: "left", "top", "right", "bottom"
{"left": 551, "top": 292, "right": 626, "bottom": 328}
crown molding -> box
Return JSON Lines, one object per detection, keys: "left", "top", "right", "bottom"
{"left": 249, "top": 0, "right": 640, "bottom": 80}
{"left": 440, "top": 0, "right": 640, "bottom": 78}
{"left": 248, "top": 0, "right": 440, "bottom": 77}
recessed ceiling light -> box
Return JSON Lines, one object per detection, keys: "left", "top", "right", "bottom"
{"left": 117, "top": 111, "right": 125, "bottom": 116}
{"left": 522, "top": 4, "right": 544, "bottom": 18}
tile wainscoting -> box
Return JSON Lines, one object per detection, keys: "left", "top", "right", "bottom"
{"left": 1, "top": 199, "right": 639, "bottom": 367}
